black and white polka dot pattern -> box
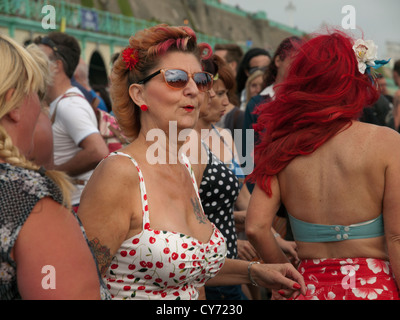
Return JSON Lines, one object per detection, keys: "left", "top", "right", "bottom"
{"left": 199, "top": 144, "right": 239, "bottom": 259}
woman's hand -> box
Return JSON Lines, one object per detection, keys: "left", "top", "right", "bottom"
{"left": 237, "top": 239, "right": 259, "bottom": 261}
{"left": 250, "top": 262, "right": 306, "bottom": 299}
{"left": 275, "top": 236, "right": 299, "bottom": 265}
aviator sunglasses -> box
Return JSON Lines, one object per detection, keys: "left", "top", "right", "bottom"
{"left": 137, "top": 69, "right": 214, "bottom": 92}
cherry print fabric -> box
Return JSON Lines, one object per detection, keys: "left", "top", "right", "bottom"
{"left": 296, "top": 258, "right": 400, "bottom": 300}
{"left": 104, "top": 152, "right": 227, "bottom": 300}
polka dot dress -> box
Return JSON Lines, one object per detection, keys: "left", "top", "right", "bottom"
{"left": 199, "top": 144, "right": 239, "bottom": 259}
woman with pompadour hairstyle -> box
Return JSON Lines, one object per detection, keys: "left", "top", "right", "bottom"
{"left": 79, "top": 24, "right": 306, "bottom": 300}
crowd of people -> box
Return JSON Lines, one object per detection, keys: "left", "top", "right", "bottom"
{"left": 1, "top": 21, "right": 400, "bottom": 301}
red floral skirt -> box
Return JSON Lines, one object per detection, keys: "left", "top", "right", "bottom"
{"left": 296, "top": 258, "right": 399, "bottom": 300}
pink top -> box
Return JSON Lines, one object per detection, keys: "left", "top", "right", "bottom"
{"left": 104, "top": 152, "right": 227, "bottom": 300}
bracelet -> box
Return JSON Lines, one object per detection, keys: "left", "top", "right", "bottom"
{"left": 248, "top": 261, "right": 260, "bottom": 287}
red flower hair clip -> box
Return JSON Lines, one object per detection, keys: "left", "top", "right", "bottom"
{"left": 122, "top": 47, "right": 139, "bottom": 70}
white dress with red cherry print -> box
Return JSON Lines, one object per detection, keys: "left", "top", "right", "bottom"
{"left": 104, "top": 152, "right": 227, "bottom": 300}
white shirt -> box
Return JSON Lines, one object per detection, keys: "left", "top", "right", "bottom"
{"left": 49, "top": 87, "right": 99, "bottom": 205}
{"left": 259, "top": 84, "right": 275, "bottom": 98}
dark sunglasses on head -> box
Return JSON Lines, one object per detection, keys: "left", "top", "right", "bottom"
{"left": 36, "top": 36, "right": 68, "bottom": 63}
{"left": 137, "top": 69, "right": 213, "bottom": 92}
{"left": 248, "top": 65, "right": 268, "bottom": 75}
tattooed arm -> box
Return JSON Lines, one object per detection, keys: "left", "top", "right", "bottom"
{"left": 78, "top": 155, "right": 139, "bottom": 276}
{"left": 88, "top": 238, "right": 113, "bottom": 276}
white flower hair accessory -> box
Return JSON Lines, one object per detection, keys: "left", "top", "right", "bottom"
{"left": 352, "top": 39, "right": 390, "bottom": 76}
{"left": 353, "top": 39, "right": 378, "bottom": 74}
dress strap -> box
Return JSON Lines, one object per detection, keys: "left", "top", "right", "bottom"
{"left": 180, "top": 153, "right": 202, "bottom": 205}
{"left": 51, "top": 92, "right": 86, "bottom": 124}
{"left": 106, "top": 152, "right": 150, "bottom": 228}
{"left": 211, "top": 124, "right": 234, "bottom": 158}
{"left": 287, "top": 212, "right": 384, "bottom": 243}
{"left": 210, "top": 125, "right": 245, "bottom": 179}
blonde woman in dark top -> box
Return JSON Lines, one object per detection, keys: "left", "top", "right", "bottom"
{"left": 0, "top": 35, "right": 109, "bottom": 300}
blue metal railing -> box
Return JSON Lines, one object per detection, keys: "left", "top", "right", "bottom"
{"left": 0, "top": 0, "right": 232, "bottom": 48}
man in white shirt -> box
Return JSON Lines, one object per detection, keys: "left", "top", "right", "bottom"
{"left": 34, "top": 32, "right": 108, "bottom": 209}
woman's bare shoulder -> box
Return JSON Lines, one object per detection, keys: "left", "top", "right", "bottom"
{"left": 353, "top": 122, "right": 400, "bottom": 161}
{"left": 93, "top": 153, "right": 140, "bottom": 182}
{"left": 81, "top": 152, "right": 140, "bottom": 203}
{"left": 351, "top": 121, "right": 400, "bottom": 144}
{"left": 369, "top": 123, "right": 399, "bottom": 143}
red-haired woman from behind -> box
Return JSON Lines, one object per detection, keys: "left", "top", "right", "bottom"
{"left": 246, "top": 30, "right": 400, "bottom": 300}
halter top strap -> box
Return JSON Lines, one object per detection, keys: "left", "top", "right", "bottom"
{"left": 288, "top": 213, "right": 384, "bottom": 243}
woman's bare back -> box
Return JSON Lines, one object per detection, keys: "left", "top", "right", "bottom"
{"left": 278, "top": 121, "right": 398, "bottom": 259}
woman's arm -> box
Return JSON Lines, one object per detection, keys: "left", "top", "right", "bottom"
{"left": 54, "top": 133, "right": 109, "bottom": 177}
{"left": 382, "top": 130, "right": 400, "bottom": 289}
{"left": 237, "top": 239, "right": 259, "bottom": 261}
{"left": 14, "top": 197, "right": 101, "bottom": 299}
{"left": 78, "top": 156, "right": 137, "bottom": 276}
{"left": 246, "top": 178, "right": 289, "bottom": 264}
{"left": 235, "top": 184, "right": 251, "bottom": 210}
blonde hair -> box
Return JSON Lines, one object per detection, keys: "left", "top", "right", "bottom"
{"left": 0, "top": 34, "right": 73, "bottom": 209}
{"left": 26, "top": 43, "right": 55, "bottom": 91}
{"left": 245, "top": 69, "right": 263, "bottom": 105}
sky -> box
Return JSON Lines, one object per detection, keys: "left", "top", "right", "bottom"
{"left": 222, "top": 0, "right": 400, "bottom": 59}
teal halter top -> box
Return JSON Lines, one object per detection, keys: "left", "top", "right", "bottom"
{"left": 288, "top": 213, "right": 384, "bottom": 243}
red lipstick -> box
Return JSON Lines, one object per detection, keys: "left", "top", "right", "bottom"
{"left": 183, "top": 105, "right": 195, "bottom": 112}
